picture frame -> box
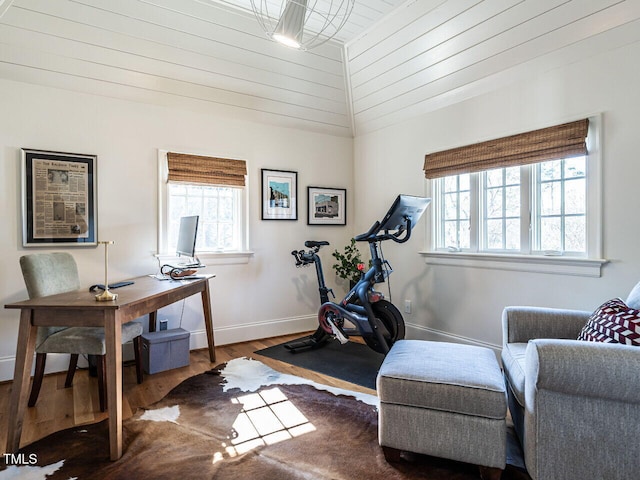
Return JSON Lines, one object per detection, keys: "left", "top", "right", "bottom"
{"left": 307, "top": 186, "right": 346, "bottom": 226}
{"left": 261, "top": 169, "right": 298, "bottom": 220}
{"left": 21, "top": 148, "right": 97, "bottom": 247}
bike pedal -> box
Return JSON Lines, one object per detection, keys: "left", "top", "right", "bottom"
{"left": 326, "top": 318, "right": 349, "bottom": 344}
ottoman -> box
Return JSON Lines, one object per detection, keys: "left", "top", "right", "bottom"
{"left": 377, "top": 340, "right": 507, "bottom": 480}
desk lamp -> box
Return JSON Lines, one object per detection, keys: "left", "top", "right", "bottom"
{"left": 95, "top": 240, "right": 117, "bottom": 301}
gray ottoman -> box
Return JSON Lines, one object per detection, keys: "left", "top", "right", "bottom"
{"left": 377, "top": 340, "right": 507, "bottom": 480}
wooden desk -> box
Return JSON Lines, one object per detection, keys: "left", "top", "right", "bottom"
{"left": 4, "top": 274, "right": 215, "bottom": 460}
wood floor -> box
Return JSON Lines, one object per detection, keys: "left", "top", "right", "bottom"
{"left": 0, "top": 333, "right": 377, "bottom": 450}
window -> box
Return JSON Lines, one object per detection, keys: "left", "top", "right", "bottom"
{"left": 167, "top": 184, "right": 243, "bottom": 253}
{"left": 483, "top": 167, "right": 521, "bottom": 251}
{"left": 534, "top": 157, "right": 586, "bottom": 254}
{"left": 433, "top": 156, "right": 588, "bottom": 255}
{"left": 158, "top": 151, "right": 250, "bottom": 261}
{"left": 423, "top": 118, "right": 605, "bottom": 276}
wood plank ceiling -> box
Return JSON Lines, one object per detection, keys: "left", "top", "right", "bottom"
{"left": 346, "top": 0, "right": 640, "bottom": 134}
{"left": 1, "top": 1, "right": 639, "bottom": 137}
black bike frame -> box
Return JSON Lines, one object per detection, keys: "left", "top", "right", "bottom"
{"left": 288, "top": 194, "right": 431, "bottom": 353}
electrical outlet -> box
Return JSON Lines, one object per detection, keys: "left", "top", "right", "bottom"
{"left": 159, "top": 319, "right": 168, "bottom": 331}
{"left": 404, "top": 300, "right": 412, "bottom": 314}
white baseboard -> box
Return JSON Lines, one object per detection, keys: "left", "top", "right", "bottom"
{"left": 405, "top": 322, "right": 502, "bottom": 355}
{"left": 188, "top": 314, "right": 317, "bottom": 350}
{"left": 0, "top": 315, "right": 317, "bottom": 382}
{"left": 1, "top": 318, "right": 496, "bottom": 382}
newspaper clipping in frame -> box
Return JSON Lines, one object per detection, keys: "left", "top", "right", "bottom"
{"left": 31, "top": 157, "right": 89, "bottom": 239}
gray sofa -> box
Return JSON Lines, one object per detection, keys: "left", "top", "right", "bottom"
{"left": 501, "top": 283, "right": 640, "bottom": 480}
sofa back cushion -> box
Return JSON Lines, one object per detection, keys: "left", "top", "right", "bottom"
{"left": 626, "top": 281, "right": 640, "bottom": 310}
{"left": 578, "top": 298, "right": 640, "bottom": 346}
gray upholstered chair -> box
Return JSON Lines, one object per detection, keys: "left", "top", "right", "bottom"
{"left": 501, "top": 282, "right": 640, "bottom": 480}
{"left": 20, "top": 252, "right": 144, "bottom": 412}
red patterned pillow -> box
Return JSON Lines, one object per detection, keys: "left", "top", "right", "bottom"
{"left": 578, "top": 298, "right": 640, "bottom": 345}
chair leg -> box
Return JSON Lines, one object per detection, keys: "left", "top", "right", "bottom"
{"left": 479, "top": 466, "right": 503, "bottom": 480}
{"left": 97, "top": 355, "right": 107, "bottom": 412}
{"left": 28, "top": 353, "right": 47, "bottom": 407}
{"left": 65, "top": 354, "right": 79, "bottom": 388}
{"left": 381, "top": 446, "right": 403, "bottom": 463}
{"left": 133, "top": 336, "right": 144, "bottom": 384}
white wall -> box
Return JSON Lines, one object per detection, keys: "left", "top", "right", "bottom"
{"left": 0, "top": 79, "right": 354, "bottom": 381}
{"left": 353, "top": 40, "right": 640, "bottom": 350}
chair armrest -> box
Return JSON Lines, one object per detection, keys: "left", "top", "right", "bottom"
{"left": 502, "top": 306, "right": 591, "bottom": 344}
{"left": 525, "top": 339, "right": 640, "bottom": 403}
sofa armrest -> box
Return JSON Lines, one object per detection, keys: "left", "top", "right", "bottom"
{"left": 502, "top": 306, "right": 591, "bottom": 344}
{"left": 522, "top": 339, "right": 640, "bottom": 480}
{"left": 525, "top": 339, "right": 640, "bottom": 403}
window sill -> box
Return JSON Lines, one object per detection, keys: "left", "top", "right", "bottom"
{"left": 418, "top": 251, "right": 608, "bottom": 277}
{"left": 156, "top": 251, "right": 254, "bottom": 266}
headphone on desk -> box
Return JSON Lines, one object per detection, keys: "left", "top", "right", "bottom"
{"left": 160, "top": 264, "right": 197, "bottom": 280}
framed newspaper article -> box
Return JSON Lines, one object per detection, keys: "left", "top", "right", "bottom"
{"left": 21, "top": 149, "right": 97, "bottom": 247}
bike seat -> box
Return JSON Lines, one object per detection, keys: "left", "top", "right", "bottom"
{"left": 305, "top": 240, "right": 329, "bottom": 248}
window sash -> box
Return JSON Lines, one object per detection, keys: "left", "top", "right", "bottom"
{"left": 167, "top": 184, "right": 243, "bottom": 253}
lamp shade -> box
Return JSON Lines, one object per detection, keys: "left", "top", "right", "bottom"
{"left": 272, "top": 0, "right": 306, "bottom": 49}
{"left": 249, "top": 0, "right": 355, "bottom": 51}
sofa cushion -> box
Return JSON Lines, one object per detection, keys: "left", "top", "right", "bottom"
{"left": 501, "top": 342, "right": 527, "bottom": 407}
{"left": 377, "top": 340, "right": 506, "bottom": 420}
{"left": 626, "top": 281, "right": 640, "bottom": 310}
{"left": 578, "top": 298, "right": 640, "bottom": 346}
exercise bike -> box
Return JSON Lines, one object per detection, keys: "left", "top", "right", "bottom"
{"left": 286, "top": 195, "right": 431, "bottom": 354}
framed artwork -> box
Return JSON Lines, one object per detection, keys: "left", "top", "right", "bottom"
{"left": 261, "top": 169, "right": 298, "bottom": 220}
{"left": 21, "top": 148, "right": 97, "bottom": 247}
{"left": 307, "top": 186, "right": 346, "bottom": 225}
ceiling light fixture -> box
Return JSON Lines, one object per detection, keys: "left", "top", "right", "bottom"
{"left": 249, "top": 0, "right": 355, "bottom": 51}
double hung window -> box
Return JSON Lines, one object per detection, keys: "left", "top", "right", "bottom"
{"left": 158, "top": 151, "right": 249, "bottom": 258}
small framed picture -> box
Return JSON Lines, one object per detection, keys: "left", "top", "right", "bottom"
{"left": 21, "top": 148, "right": 97, "bottom": 247}
{"left": 261, "top": 169, "right": 298, "bottom": 220}
{"left": 307, "top": 186, "right": 346, "bottom": 226}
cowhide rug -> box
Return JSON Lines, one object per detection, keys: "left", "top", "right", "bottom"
{"left": 0, "top": 358, "right": 530, "bottom": 480}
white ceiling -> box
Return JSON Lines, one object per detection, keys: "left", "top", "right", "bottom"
{"left": 1, "top": 1, "right": 640, "bottom": 137}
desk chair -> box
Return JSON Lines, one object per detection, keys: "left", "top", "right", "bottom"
{"left": 19, "top": 252, "right": 143, "bottom": 412}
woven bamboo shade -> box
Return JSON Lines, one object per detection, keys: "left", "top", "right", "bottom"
{"left": 423, "top": 119, "right": 589, "bottom": 179}
{"left": 167, "top": 152, "right": 246, "bottom": 187}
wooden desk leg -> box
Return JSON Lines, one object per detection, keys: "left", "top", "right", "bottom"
{"left": 201, "top": 280, "right": 216, "bottom": 363}
{"left": 104, "top": 310, "right": 123, "bottom": 461}
{"left": 148, "top": 310, "right": 157, "bottom": 332}
{"left": 6, "top": 309, "right": 37, "bottom": 453}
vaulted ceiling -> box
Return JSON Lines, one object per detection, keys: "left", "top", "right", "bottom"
{"left": 1, "top": 1, "right": 639, "bottom": 137}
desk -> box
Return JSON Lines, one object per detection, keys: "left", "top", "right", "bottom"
{"left": 4, "top": 274, "right": 215, "bottom": 460}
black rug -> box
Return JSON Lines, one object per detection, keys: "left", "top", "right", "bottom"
{"left": 255, "top": 336, "right": 385, "bottom": 390}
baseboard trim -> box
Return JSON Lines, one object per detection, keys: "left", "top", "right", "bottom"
{"left": 0, "top": 315, "right": 317, "bottom": 382}
{"left": 405, "top": 322, "right": 502, "bottom": 354}
{"left": 188, "top": 314, "right": 317, "bottom": 350}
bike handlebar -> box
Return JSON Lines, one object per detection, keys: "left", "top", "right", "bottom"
{"left": 354, "top": 217, "right": 413, "bottom": 244}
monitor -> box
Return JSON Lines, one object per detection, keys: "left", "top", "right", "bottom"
{"left": 378, "top": 195, "right": 431, "bottom": 233}
{"left": 175, "top": 215, "right": 199, "bottom": 259}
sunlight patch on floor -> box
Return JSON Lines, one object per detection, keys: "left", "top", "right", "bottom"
{"left": 212, "top": 387, "right": 315, "bottom": 463}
